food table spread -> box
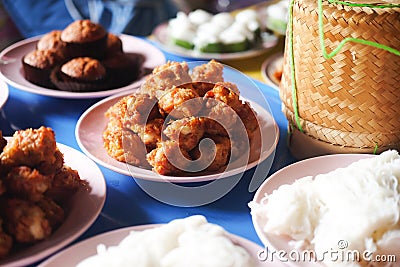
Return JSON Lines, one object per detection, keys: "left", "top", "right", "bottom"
{"left": 0, "top": 34, "right": 297, "bottom": 266}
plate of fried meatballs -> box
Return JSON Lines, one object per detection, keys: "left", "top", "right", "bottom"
{"left": 0, "top": 20, "right": 166, "bottom": 99}
{"left": 76, "top": 60, "right": 279, "bottom": 182}
{"left": 0, "top": 127, "right": 106, "bottom": 266}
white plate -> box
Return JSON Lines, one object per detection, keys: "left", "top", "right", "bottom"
{"left": 152, "top": 23, "right": 278, "bottom": 60}
{"left": 0, "top": 140, "right": 106, "bottom": 267}
{"left": 0, "top": 79, "right": 9, "bottom": 109}
{"left": 260, "top": 52, "right": 283, "bottom": 91}
{"left": 251, "top": 154, "right": 375, "bottom": 267}
{"left": 75, "top": 90, "right": 279, "bottom": 183}
{"left": 0, "top": 35, "right": 166, "bottom": 99}
{"left": 38, "top": 223, "right": 286, "bottom": 267}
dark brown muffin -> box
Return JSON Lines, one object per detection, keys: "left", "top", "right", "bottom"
{"left": 106, "top": 33, "right": 123, "bottom": 54}
{"left": 50, "top": 57, "right": 108, "bottom": 92}
{"left": 60, "top": 19, "right": 108, "bottom": 59}
{"left": 101, "top": 52, "right": 144, "bottom": 88}
{"left": 22, "top": 49, "right": 65, "bottom": 88}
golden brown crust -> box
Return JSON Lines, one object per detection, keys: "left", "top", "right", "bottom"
{"left": 37, "top": 30, "right": 67, "bottom": 52}
{"left": 23, "top": 49, "right": 64, "bottom": 69}
{"left": 61, "top": 57, "right": 106, "bottom": 81}
{"left": 61, "top": 19, "right": 107, "bottom": 43}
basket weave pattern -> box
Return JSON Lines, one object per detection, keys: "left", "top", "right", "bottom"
{"left": 280, "top": 0, "right": 400, "bottom": 149}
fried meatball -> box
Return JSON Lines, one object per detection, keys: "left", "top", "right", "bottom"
{"left": 0, "top": 127, "right": 58, "bottom": 171}
{"left": 163, "top": 117, "right": 205, "bottom": 151}
{"left": 157, "top": 87, "right": 202, "bottom": 118}
{"left": 140, "top": 61, "right": 192, "bottom": 96}
{"left": 5, "top": 166, "right": 53, "bottom": 202}
{"left": 146, "top": 140, "right": 191, "bottom": 176}
{"left": 2, "top": 198, "right": 51, "bottom": 243}
{"left": 190, "top": 59, "right": 224, "bottom": 83}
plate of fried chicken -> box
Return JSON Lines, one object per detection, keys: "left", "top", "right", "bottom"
{"left": 76, "top": 60, "right": 279, "bottom": 182}
{"left": 0, "top": 127, "right": 106, "bottom": 266}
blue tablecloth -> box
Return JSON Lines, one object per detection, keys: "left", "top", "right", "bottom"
{"left": 0, "top": 38, "right": 297, "bottom": 265}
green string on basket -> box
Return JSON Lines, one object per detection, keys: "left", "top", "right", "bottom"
{"left": 288, "top": 0, "right": 400, "bottom": 132}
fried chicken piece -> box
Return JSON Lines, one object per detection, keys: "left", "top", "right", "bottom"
{"left": 45, "top": 165, "right": 85, "bottom": 202}
{"left": 103, "top": 95, "right": 134, "bottom": 162}
{"left": 0, "top": 218, "right": 12, "bottom": 259}
{"left": 121, "top": 129, "right": 151, "bottom": 168}
{"left": 0, "top": 177, "right": 5, "bottom": 196}
{"left": 190, "top": 60, "right": 224, "bottom": 83}
{"left": 236, "top": 101, "right": 259, "bottom": 134}
{"left": 37, "top": 197, "right": 65, "bottom": 229}
{"left": 130, "top": 118, "right": 165, "bottom": 151}
{"left": 5, "top": 166, "right": 54, "bottom": 202}
{"left": 204, "top": 83, "right": 242, "bottom": 111}
{"left": 103, "top": 118, "right": 125, "bottom": 162}
{"left": 201, "top": 98, "right": 239, "bottom": 135}
{"left": 124, "top": 92, "right": 160, "bottom": 127}
{"left": 2, "top": 198, "right": 51, "bottom": 243}
{"left": 163, "top": 117, "right": 205, "bottom": 151}
{"left": 105, "top": 94, "right": 135, "bottom": 122}
{"left": 146, "top": 140, "right": 191, "bottom": 176}
{"left": 103, "top": 110, "right": 150, "bottom": 167}
{"left": 38, "top": 148, "right": 64, "bottom": 175}
{"left": 190, "top": 135, "right": 231, "bottom": 172}
{"left": 179, "top": 81, "right": 215, "bottom": 97}
{"left": 203, "top": 83, "right": 258, "bottom": 136}
{"left": 140, "top": 61, "right": 192, "bottom": 97}
{"left": 157, "top": 87, "right": 202, "bottom": 118}
{"left": 214, "top": 81, "right": 240, "bottom": 95}
{"left": 0, "top": 127, "right": 58, "bottom": 172}
{"left": 0, "top": 131, "right": 6, "bottom": 153}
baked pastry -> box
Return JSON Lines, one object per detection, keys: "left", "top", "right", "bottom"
{"left": 36, "top": 30, "right": 68, "bottom": 56}
{"left": 101, "top": 52, "right": 144, "bottom": 88}
{"left": 22, "top": 49, "right": 65, "bottom": 88}
{"left": 50, "top": 57, "right": 108, "bottom": 92}
{"left": 60, "top": 19, "right": 108, "bottom": 59}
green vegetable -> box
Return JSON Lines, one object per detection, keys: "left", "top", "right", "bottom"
{"left": 173, "top": 39, "right": 194, "bottom": 50}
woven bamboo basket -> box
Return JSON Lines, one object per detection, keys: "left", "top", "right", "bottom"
{"left": 279, "top": 0, "right": 400, "bottom": 159}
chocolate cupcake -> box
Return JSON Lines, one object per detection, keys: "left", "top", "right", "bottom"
{"left": 22, "top": 49, "right": 65, "bottom": 88}
{"left": 61, "top": 20, "right": 108, "bottom": 59}
{"left": 101, "top": 52, "right": 144, "bottom": 88}
{"left": 51, "top": 57, "right": 108, "bottom": 92}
